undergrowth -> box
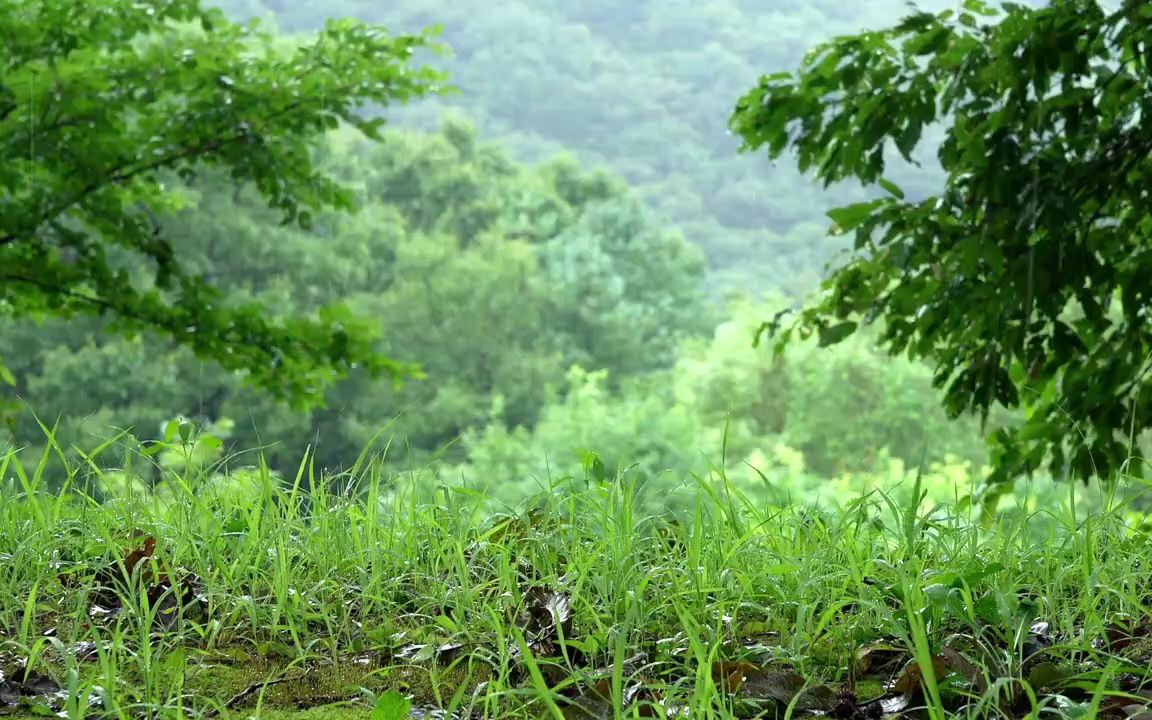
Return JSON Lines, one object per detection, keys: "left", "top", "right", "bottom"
{"left": 1, "top": 432, "right": 1152, "bottom": 719}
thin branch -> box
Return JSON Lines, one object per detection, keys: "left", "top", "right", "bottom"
{"left": 202, "top": 671, "right": 306, "bottom": 718}
{"left": 0, "top": 87, "right": 351, "bottom": 248}
{"left": 0, "top": 272, "right": 125, "bottom": 316}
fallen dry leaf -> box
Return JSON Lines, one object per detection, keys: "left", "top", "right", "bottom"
{"left": 710, "top": 660, "right": 762, "bottom": 693}
{"left": 888, "top": 656, "right": 949, "bottom": 695}
{"left": 940, "top": 646, "right": 985, "bottom": 694}
{"left": 60, "top": 533, "right": 205, "bottom": 630}
{"left": 740, "top": 666, "right": 838, "bottom": 712}
{"left": 854, "top": 643, "right": 907, "bottom": 678}
{"left": 1101, "top": 690, "right": 1152, "bottom": 720}
{"left": 562, "top": 678, "right": 662, "bottom": 719}
{"left": 0, "top": 664, "right": 62, "bottom": 711}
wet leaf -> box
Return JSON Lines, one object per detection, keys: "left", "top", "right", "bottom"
{"left": 940, "top": 646, "right": 985, "bottom": 694}
{"left": 1027, "top": 661, "right": 1072, "bottom": 691}
{"left": 1023, "top": 620, "right": 1055, "bottom": 659}
{"left": 864, "top": 655, "right": 950, "bottom": 715}
{"left": 434, "top": 643, "right": 465, "bottom": 663}
{"left": 889, "top": 656, "right": 948, "bottom": 695}
{"left": 1105, "top": 616, "right": 1151, "bottom": 654}
{"left": 396, "top": 644, "right": 435, "bottom": 663}
{"left": 562, "top": 679, "right": 662, "bottom": 719}
{"left": 854, "top": 643, "right": 907, "bottom": 677}
{"left": 371, "top": 690, "right": 411, "bottom": 720}
{"left": 0, "top": 668, "right": 62, "bottom": 710}
{"left": 1101, "top": 690, "right": 1152, "bottom": 720}
{"left": 737, "top": 666, "right": 838, "bottom": 712}
{"left": 516, "top": 585, "right": 574, "bottom": 649}
{"left": 711, "top": 661, "right": 762, "bottom": 693}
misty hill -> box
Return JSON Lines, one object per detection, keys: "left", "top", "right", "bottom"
{"left": 212, "top": 0, "right": 968, "bottom": 298}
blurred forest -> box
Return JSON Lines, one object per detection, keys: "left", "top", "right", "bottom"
{"left": 217, "top": 0, "right": 971, "bottom": 295}
{"left": 1, "top": 0, "right": 1087, "bottom": 515}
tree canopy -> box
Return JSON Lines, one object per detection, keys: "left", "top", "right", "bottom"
{"left": 731, "top": 0, "right": 1152, "bottom": 487}
{"left": 0, "top": 116, "right": 716, "bottom": 476}
{"left": 212, "top": 0, "right": 964, "bottom": 297}
{"left": 0, "top": 0, "right": 446, "bottom": 404}
{"left": 9, "top": 0, "right": 1129, "bottom": 514}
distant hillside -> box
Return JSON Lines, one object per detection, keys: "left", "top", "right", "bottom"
{"left": 212, "top": 0, "right": 965, "bottom": 298}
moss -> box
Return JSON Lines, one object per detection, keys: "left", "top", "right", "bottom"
{"left": 1119, "top": 637, "right": 1152, "bottom": 664}
{"left": 853, "top": 679, "right": 886, "bottom": 702}
{"left": 232, "top": 702, "right": 366, "bottom": 720}
{"left": 178, "top": 647, "right": 492, "bottom": 711}
{"left": 13, "top": 644, "right": 492, "bottom": 717}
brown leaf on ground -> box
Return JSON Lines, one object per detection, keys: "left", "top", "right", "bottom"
{"left": 854, "top": 643, "right": 907, "bottom": 678}
{"left": 737, "top": 665, "right": 838, "bottom": 712}
{"left": 61, "top": 533, "right": 205, "bottom": 630}
{"left": 1101, "top": 615, "right": 1152, "bottom": 656}
{"left": 562, "top": 679, "right": 662, "bottom": 719}
{"left": 888, "top": 656, "right": 948, "bottom": 695}
{"left": 710, "top": 660, "right": 763, "bottom": 693}
{"left": 858, "top": 655, "right": 949, "bottom": 717}
{"left": 1100, "top": 690, "right": 1152, "bottom": 720}
{"left": 940, "top": 646, "right": 986, "bottom": 694}
{"left": 506, "top": 584, "right": 577, "bottom": 685}
{"left": 514, "top": 585, "right": 574, "bottom": 654}
{"left": 0, "top": 663, "right": 62, "bottom": 710}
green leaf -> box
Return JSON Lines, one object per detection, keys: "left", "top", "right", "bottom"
{"left": 905, "top": 26, "right": 952, "bottom": 57}
{"left": 732, "top": 0, "right": 1152, "bottom": 488}
{"left": 0, "top": 3, "right": 450, "bottom": 406}
{"left": 163, "top": 419, "right": 183, "bottom": 444}
{"left": 582, "top": 450, "right": 608, "bottom": 485}
{"left": 827, "top": 199, "right": 886, "bottom": 232}
{"left": 371, "top": 691, "right": 411, "bottom": 720}
{"left": 817, "top": 321, "right": 858, "bottom": 347}
{"left": 878, "top": 178, "right": 905, "bottom": 199}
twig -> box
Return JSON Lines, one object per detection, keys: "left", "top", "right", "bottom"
{"left": 202, "top": 670, "right": 307, "bottom": 718}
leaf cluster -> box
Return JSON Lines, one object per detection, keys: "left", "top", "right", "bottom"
{"left": 731, "top": 0, "right": 1152, "bottom": 485}
{"left": 0, "top": 0, "right": 449, "bottom": 405}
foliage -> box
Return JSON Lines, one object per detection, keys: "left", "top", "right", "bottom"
{"left": 730, "top": 0, "right": 1152, "bottom": 486}
{"left": 0, "top": 118, "right": 713, "bottom": 476}
{"left": 449, "top": 298, "right": 998, "bottom": 513}
{"left": 676, "top": 299, "right": 995, "bottom": 476}
{"left": 0, "top": 0, "right": 447, "bottom": 404}
{"left": 209, "top": 0, "right": 959, "bottom": 296}
{"left": 0, "top": 437, "right": 1142, "bottom": 718}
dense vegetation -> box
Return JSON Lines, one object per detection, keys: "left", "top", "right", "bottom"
{"left": 1, "top": 0, "right": 448, "bottom": 402}
{"left": 731, "top": 0, "right": 1152, "bottom": 494}
{"left": 0, "top": 0, "right": 1025, "bottom": 513}
{"left": 4, "top": 0, "right": 1152, "bottom": 718}
{"left": 1, "top": 115, "right": 1011, "bottom": 514}
{"left": 0, "top": 453, "right": 1146, "bottom": 719}
{"left": 212, "top": 0, "right": 960, "bottom": 296}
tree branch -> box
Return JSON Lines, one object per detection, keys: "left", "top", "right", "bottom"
{"left": 0, "top": 84, "right": 353, "bottom": 248}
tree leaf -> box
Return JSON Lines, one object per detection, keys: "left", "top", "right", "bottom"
{"left": 731, "top": 0, "right": 1152, "bottom": 487}
{"left": 878, "top": 178, "right": 906, "bottom": 199}
{"left": 817, "top": 321, "right": 858, "bottom": 347}
{"left": 827, "top": 200, "right": 886, "bottom": 232}
{"left": 371, "top": 691, "right": 412, "bottom": 720}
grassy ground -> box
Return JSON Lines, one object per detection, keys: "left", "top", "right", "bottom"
{"left": 2, "top": 443, "right": 1152, "bottom": 719}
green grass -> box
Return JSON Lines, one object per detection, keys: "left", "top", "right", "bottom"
{"left": 2, "top": 437, "right": 1152, "bottom": 719}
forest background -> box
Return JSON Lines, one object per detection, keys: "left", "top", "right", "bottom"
{"left": 0, "top": 0, "right": 1102, "bottom": 518}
